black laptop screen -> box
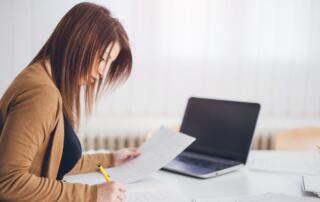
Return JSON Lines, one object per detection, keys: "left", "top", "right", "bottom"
{"left": 180, "top": 97, "right": 260, "bottom": 164}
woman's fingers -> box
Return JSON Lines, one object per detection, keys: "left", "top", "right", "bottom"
{"left": 113, "top": 182, "right": 127, "bottom": 192}
{"left": 115, "top": 185, "right": 126, "bottom": 202}
{"left": 128, "top": 148, "right": 140, "bottom": 157}
{"left": 97, "top": 181, "right": 127, "bottom": 202}
{"left": 121, "top": 148, "right": 140, "bottom": 160}
{"left": 115, "top": 197, "right": 122, "bottom": 202}
{"left": 118, "top": 184, "right": 128, "bottom": 192}
{"left": 130, "top": 148, "right": 140, "bottom": 154}
{"left": 114, "top": 148, "right": 141, "bottom": 166}
{"left": 117, "top": 192, "right": 125, "bottom": 201}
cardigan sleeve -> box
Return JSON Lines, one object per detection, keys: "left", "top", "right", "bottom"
{"left": 66, "top": 152, "right": 114, "bottom": 176}
{"left": 0, "top": 86, "right": 97, "bottom": 202}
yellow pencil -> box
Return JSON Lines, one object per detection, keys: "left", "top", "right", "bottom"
{"left": 97, "top": 164, "right": 111, "bottom": 182}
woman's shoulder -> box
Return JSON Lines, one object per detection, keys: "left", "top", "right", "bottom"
{"left": 18, "top": 61, "right": 59, "bottom": 92}
{"left": 0, "top": 61, "right": 62, "bottom": 111}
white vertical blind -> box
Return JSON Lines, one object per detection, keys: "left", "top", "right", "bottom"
{"left": 1, "top": 0, "right": 320, "bottom": 124}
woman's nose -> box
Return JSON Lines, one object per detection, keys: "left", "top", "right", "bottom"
{"left": 98, "top": 67, "right": 105, "bottom": 78}
{"left": 98, "top": 70, "right": 104, "bottom": 78}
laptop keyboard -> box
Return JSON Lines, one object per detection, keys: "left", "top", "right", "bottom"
{"left": 176, "top": 155, "right": 232, "bottom": 170}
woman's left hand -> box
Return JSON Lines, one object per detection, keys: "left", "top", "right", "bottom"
{"left": 112, "top": 148, "right": 141, "bottom": 166}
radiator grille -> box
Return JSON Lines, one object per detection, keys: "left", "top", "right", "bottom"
{"left": 79, "top": 133, "right": 151, "bottom": 151}
{"left": 79, "top": 130, "right": 276, "bottom": 151}
{"left": 251, "top": 132, "right": 275, "bottom": 150}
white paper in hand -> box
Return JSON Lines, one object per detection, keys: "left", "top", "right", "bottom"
{"left": 107, "top": 126, "right": 196, "bottom": 183}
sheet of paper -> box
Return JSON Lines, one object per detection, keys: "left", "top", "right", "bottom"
{"left": 192, "top": 193, "right": 320, "bottom": 202}
{"left": 190, "top": 197, "right": 237, "bottom": 202}
{"left": 126, "top": 187, "right": 188, "bottom": 202}
{"left": 65, "top": 174, "right": 190, "bottom": 202}
{"left": 247, "top": 151, "right": 320, "bottom": 175}
{"left": 65, "top": 127, "right": 195, "bottom": 184}
{"left": 125, "top": 177, "right": 189, "bottom": 202}
{"left": 303, "top": 175, "right": 320, "bottom": 194}
{"left": 106, "top": 126, "right": 196, "bottom": 183}
{"left": 237, "top": 193, "right": 320, "bottom": 202}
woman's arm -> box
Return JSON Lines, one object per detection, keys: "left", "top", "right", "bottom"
{"left": 66, "top": 147, "right": 141, "bottom": 176}
{"left": 0, "top": 86, "right": 97, "bottom": 202}
{"left": 66, "top": 152, "right": 114, "bottom": 175}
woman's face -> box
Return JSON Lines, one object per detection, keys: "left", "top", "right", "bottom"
{"left": 80, "top": 41, "right": 121, "bottom": 85}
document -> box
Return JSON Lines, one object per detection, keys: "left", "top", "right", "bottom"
{"left": 190, "top": 197, "right": 237, "bottom": 202}
{"left": 247, "top": 151, "right": 320, "bottom": 175}
{"left": 65, "top": 126, "right": 195, "bottom": 185}
{"left": 65, "top": 174, "right": 189, "bottom": 202}
{"left": 65, "top": 127, "right": 195, "bottom": 201}
{"left": 106, "top": 126, "right": 196, "bottom": 183}
{"left": 303, "top": 175, "right": 320, "bottom": 197}
{"left": 125, "top": 177, "right": 189, "bottom": 202}
{"left": 192, "top": 194, "right": 320, "bottom": 202}
{"left": 237, "top": 193, "right": 320, "bottom": 202}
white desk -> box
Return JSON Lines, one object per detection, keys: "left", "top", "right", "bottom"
{"left": 66, "top": 151, "right": 318, "bottom": 201}
{"left": 154, "top": 151, "right": 315, "bottom": 201}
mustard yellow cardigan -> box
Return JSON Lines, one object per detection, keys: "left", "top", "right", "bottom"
{"left": 0, "top": 61, "right": 114, "bottom": 201}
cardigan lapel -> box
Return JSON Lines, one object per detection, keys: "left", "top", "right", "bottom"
{"left": 43, "top": 111, "right": 64, "bottom": 179}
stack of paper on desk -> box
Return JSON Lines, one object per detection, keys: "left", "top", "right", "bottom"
{"left": 191, "top": 193, "right": 320, "bottom": 202}
{"left": 237, "top": 193, "right": 320, "bottom": 202}
{"left": 303, "top": 175, "right": 320, "bottom": 197}
{"left": 247, "top": 151, "right": 320, "bottom": 175}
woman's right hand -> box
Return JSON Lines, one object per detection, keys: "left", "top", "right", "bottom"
{"left": 97, "top": 181, "right": 127, "bottom": 202}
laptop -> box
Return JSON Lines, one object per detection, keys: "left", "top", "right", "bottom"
{"left": 163, "top": 97, "right": 260, "bottom": 178}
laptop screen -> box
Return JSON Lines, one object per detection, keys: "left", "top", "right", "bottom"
{"left": 180, "top": 97, "right": 260, "bottom": 164}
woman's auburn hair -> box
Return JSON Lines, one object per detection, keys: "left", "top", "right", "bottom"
{"left": 30, "top": 2, "right": 132, "bottom": 129}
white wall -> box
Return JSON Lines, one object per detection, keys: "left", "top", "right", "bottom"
{"left": 1, "top": 0, "right": 320, "bottom": 133}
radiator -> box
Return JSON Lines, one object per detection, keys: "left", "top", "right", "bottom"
{"left": 251, "top": 131, "right": 276, "bottom": 150}
{"left": 79, "top": 132, "right": 151, "bottom": 151}
{"left": 79, "top": 130, "right": 276, "bottom": 151}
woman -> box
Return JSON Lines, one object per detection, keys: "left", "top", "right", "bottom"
{"left": 0, "top": 2, "right": 140, "bottom": 202}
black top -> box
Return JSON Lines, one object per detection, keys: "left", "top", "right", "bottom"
{"left": 56, "top": 114, "right": 82, "bottom": 180}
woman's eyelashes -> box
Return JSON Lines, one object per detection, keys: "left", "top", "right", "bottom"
{"left": 101, "top": 55, "right": 112, "bottom": 62}
{"left": 99, "top": 55, "right": 115, "bottom": 74}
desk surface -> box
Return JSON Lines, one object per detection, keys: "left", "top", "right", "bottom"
{"left": 141, "top": 151, "right": 314, "bottom": 200}
{"left": 68, "top": 151, "right": 318, "bottom": 201}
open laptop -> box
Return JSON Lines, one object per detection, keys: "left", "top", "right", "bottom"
{"left": 163, "top": 97, "right": 260, "bottom": 178}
